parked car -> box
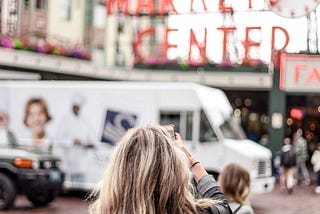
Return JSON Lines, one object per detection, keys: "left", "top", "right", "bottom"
{"left": 0, "top": 128, "right": 64, "bottom": 210}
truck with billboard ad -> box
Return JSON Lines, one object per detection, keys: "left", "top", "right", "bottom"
{"left": 0, "top": 81, "right": 274, "bottom": 194}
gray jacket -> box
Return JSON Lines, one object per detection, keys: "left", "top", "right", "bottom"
{"left": 197, "top": 175, "right": 232, "bottom": 214}
{"left": 229, "top": 202, "right": 254, "bottom": 214}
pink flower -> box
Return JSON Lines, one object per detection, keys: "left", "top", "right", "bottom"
{"left": 0, "top": 37, "right": 14, "bottom": 49}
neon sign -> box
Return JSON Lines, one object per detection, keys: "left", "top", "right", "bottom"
{"left": 290, "top": 108, "right": 304, "bottom": 120}
{"left": 106, "top": 0, "right": 291, "bottom": 66}
{"left": 280, "top": 54, "right": 320, "bottom": 92}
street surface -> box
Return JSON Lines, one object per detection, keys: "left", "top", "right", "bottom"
{"left": 251, "top": 180, "right": 320, "bottom": 214}
{"left": 1, "top": 181, "right": 320, "bottom": 214}
{"left": 0, "top": 192, "right": 89, "bottom": 214}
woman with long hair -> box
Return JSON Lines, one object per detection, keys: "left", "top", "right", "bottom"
{"left": 89, "top": 124, "right": 231, "bottom": 214}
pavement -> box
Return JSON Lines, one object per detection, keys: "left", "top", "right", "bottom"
{"left": 7, "top": 178, "right": 320, "bottom": 214}
{"left": 251, "top": 178, "right": 320, "bottom": 214}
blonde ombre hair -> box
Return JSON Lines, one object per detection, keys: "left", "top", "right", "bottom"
{"left": 89, "top": 125, "right": 216, "bottom": 214}
{"left": 218, "top": 163, "right": 251, "bottom": 205}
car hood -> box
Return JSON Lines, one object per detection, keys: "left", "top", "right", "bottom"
{"left": 223, "top": 138, "right": 272, "bottom": 159}
{"left": 0, "top": 146, "right": 59, "bottom": 161}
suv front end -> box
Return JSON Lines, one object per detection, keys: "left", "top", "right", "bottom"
{"left": 0, "top": 129, "right": 64, "bottom": 210}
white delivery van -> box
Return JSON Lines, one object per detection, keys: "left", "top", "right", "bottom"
{"left": 0, "top": 81, "right": 274, "bottom": 193}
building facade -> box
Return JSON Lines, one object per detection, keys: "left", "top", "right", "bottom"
{"left": 1, "top": 0, "right": 320, "bottom": 153}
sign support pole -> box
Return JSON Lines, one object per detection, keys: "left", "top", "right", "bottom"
{"left": 268, "top": 68, "right": 285, "bottom": 153}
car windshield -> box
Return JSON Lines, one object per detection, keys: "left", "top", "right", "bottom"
{"left": 219, "top": 115, "right": 246, "bottom": 140}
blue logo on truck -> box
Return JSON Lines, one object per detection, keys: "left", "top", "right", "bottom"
{"left": 101, "top": 109, "right": 137, "bottom": 145}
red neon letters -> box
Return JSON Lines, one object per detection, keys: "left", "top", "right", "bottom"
{"left": 106, "top": 0, "right": 290, "bottom": 65}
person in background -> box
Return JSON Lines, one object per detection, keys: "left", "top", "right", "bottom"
{"left": 293, "top": 128, "right": 310, "bottom": 186}
{"left": 311, "top": 143, "right": 320, "bottom": 193}
{"left": 280, "top": 137, "right": 296, "bottom": 194}
{"left": 258, "top": 134, "right": 269, "bottom": 148}
{"left": 23, "top": 97, "right": 52, "bottom": 151}
{"left": 218, "top": 163, "right": 254, "bottom": 214}
{"left": 89, "top": 124, "right": 231, "bottom": 214}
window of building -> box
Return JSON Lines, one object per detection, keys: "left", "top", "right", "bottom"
{"left": 23, "top": 0, "right": 31, "bottom": 9}
{"left": 59, "top": 0, "right": 71, "bottom": 21}
{"left": 94, "top": 4, "right": 105, "bottom": 28}
{"left": 150, "top": 16, "right": 166, "bottom": 58}
{"left": 36, "top": 0, "right": 47, "bottom": 10}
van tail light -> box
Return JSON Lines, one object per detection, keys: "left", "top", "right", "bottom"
{"left": 14, "top": 158, "right": 33, "bottom": 168}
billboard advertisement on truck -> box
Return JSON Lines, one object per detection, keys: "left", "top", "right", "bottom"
{"left": 0, "top": 81, "right": 274, "bottom": 193}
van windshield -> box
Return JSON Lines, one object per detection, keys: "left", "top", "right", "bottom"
{"left": 219, "top": 115, "right": 246, "bottom": 140}
{"left": 200, "top": 110, "right": 218, "bottom": 142}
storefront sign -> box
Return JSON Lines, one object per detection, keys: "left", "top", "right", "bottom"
{"left": 106, "top": 0, "right": 291, "bottom": 65}
{"left": 280, "top": 54, "right": 320, "bottom": 92}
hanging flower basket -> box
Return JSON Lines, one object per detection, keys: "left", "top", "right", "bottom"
{"left": 0, "top": 37, "right": 14, "bottom": 49}
{"left": 133, "top": 59, "right": 269, "bottom": 73}
{"left": 0, "top": 35, "right": 91, "bottom": 60}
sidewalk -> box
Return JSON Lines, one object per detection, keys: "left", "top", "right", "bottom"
{"left": 251, "top": 179, "right": 320, "bottom": 214}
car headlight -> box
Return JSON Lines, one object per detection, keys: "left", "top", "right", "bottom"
{"left": 14, "top": 158, "right": 33, "bottom": 168}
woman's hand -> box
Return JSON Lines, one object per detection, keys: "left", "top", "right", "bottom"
{"left": 174, "top": 133, "right": 196, "bottom": 165}
{"left": 175, "top": 133, "right": 208, "bottom": 182}
{"left": 174, "top": 133, "right": 184, "bottom": 149}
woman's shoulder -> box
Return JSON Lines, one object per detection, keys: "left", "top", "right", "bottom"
{"left": 197, "top": 175, "right": 232, "bottom": 214}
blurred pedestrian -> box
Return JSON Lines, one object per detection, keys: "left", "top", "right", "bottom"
{"left": 293, "top": 128, "right": 310, "bottom": 186}
{"left": 258, "top": 134, "right": 269, "bottom": 147}
{"left": 280, "top": 137, "right": 296, "bottom": 194}
{"left": 311, "top": 143, "right": 320, "bottom": 193}
{"left": 89, "top": 124, "right": 232, "bottom": 214}
{"left": 218, "top": 163, "right": 254, "bottom": 214}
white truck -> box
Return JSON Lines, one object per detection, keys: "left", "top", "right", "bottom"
{"left": 0, "top": 81, "right": 274, "bottom": 193}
